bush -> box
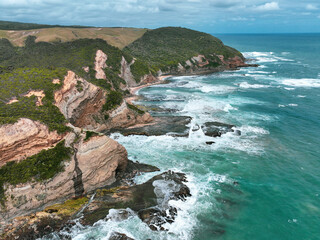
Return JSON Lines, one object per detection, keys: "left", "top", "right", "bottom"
{"left": 102, "top": 90, "right": 123, "bottom": 112}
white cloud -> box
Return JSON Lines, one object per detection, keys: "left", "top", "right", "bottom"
{"left": 306, "top": 4, "right": 318, "bottom": 10}
{"left": 255, "top": 2, "right": 280, "bottom": 11}
{"left": 231, "top": 17, "right": 255, "bottom": 21}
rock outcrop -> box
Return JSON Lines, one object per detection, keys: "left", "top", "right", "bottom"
{"left": 0, "top": 133, "right": 128, "bottom": 223}
{"left": 120, "top": 56, "right": 137, "bottom": 88}
{"left": 94, "top": 50, "right": 108, "bottom": 79}
{"left": 0, "top": 118, "right": 63, "bottom": 167}
{"left": 54, "top": 70, "right": 105, "bottom": 129}
{"left": 105, "top": 101, "right": 153, "bottom": 130}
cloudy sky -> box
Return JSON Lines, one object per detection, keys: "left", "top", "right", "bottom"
{"left": 0, "top": 0, "right": 319, "bottom": 33}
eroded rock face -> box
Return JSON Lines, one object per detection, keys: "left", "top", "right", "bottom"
{"left": 0, "top": 118, "right": 63, "bottom": 167}
{"left": 120, "top": 56, "right": 136, "bottom": 88}
{"left": 0, "top": 134, "right": 128, "bottom": 223}
{"left": 95, "top": 50, "right": 108, "bottom": 79}
{"left": 106, "top": 102, "right": 153, "bottom": 130}
{"left": 77, "top": 135, "right": 128, "bottom": 191}
{"left": 54, "top": 71, "right": 105, "bottom": 128}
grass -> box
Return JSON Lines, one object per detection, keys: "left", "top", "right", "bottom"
{"left": 0, "top": 141, "right": 71, "bottom": 205}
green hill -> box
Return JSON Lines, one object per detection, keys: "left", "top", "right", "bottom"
{"left": 125, "top": 27, "right": 243, "bottom": 71}
{"left": 0, "top": 36, "right": 150, "bottom": 132}
{"left": 0, "top": 20, "right": 89, "bottom": 30}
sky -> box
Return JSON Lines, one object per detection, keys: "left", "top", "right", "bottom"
{"left": 0, "top": 0, "right": 320, "bottom": 33}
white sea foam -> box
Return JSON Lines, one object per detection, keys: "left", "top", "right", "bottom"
{"left": 243, "top": 51, "right": 293, "bottom": 63}
{"left": 239, "top": 82, "right": 270, "bottom": 89}
{"left": 200, "top": 85, "right": 236, "bottom": 94}
{"left": 297, "top": 95, "right": 306, "bottom": 98}
{"left": 282, "top": 78, "right": 320, "bottom": 87}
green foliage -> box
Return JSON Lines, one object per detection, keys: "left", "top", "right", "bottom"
{"left": 0, "top": 36, "right": 139, "bottom": 129}
{"left": 0, "top": 141, "right": 71, "bottom": 204}
{"left": 127, "top": 103, "right": 145, "bottom": 114}
{"left": 84, "top": 131, "right": 99, "bottom": 141}
{"left": 130, "top": 59, "right": 150, "bottom": 83}
{"left": 102, "top": 90, "right": 123, "bottom": 112}
{"left": 0, "top": 39, "right": 15, "bottom": 62}
{"left": 0, "top": 67, "right": 69, "bottom": 133}
{"left": 76, "top": 80, "right": 83, "bottom": 92}
{"left": 125, "top": 27, "right": 244, "bottom": 71}
{"left": 0, "top": 36, "right": 133, "bottom": 91}
{"left": 0, "top": 20, "right": 90, "bottom": 30}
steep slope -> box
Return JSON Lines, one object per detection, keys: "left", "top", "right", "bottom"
{"left": 125, "top": 27, "right": 249, "bottom": 74}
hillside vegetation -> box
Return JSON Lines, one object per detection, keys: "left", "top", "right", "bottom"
{"left": 0, "top": 20, "right": 89, "bottom": 30}
{"left": 0, "top": 24, "right": 147, "bottom": 49}
{"left": 0, "top": 36, "right": 150, "bottom": 131}
{"left": 125, "top": 27, "right": 243, "bottom": 71}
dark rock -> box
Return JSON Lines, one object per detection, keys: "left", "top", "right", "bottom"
{"left": 81, "top": 171, "right": 191, "bottom": 227}
{"left": 107, "top": 116, "right": 192, "bottom": 137}
{"left": 202, "top": 121, "right": 235, "bottom": 137}
{"left": 234, "top": 130, "right": 241, "bottom": 136}
{"left": 116, "top": 160, "right": 160, "bottom": 184}
{"left": 206, "top": 141, "right": 215, "bottom": 145}
{"left": 109, "top": 232, "right": 134, "bottom": 240}
{"left": 138, "top": 206, "right": 177, "bottom": 231}
{"left": 192, "top": 124, "right": 200, "bottom": 131}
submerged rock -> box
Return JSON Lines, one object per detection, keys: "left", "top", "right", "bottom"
{"left": 109, "top": 232, "right": 134, "bottom": 240}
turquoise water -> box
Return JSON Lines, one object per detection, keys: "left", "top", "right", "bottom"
{"left": 57, "top": 34, "right": 320, "bottom": 240}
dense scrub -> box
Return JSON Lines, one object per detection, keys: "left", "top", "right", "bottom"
{"left": 125, "top": 27, "right": 243, "bottom": 71}
{"left": 0, "top": 20, "right": 88, "bottom": 30}
{"left": 0, "top": 67, "right": 69, "bottom": 132}
{"left": 0, "top": 141, "right": 71, "bottom": 204}
{"left": 102, "top": 90, "right": 123, "bottom": 112}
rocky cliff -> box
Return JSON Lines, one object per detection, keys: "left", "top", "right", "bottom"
{"left": 0, "top": 131, "right": 127, "bottom": 223}
{"left": 0, "top": 26, "right": 252, "bottom": 236}
{"left": 0, "top": 118, "right": 64, "bottom": 167}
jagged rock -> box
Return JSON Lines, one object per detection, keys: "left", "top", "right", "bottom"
{"left": 0, "top": 118, "right": 64, "bottom": 166}
{"left": 94, "top": 50, "right": 108, "bottom": 79}
{"left": 54, "top": 70, "right": 105, "bottom": 129}
{"left": 202, "top": 121, "right": 235, "bottom": 137}
{"left": 109, "top": 232, "right": 134, "bottom": 240}
{"left": 120, "top": 56, "right": 136, "bottom": 88}
{"left": 108, "top": 116, "right": 191, "bottom": 137}
{"left": 81, "top": 171, "right": 191, "bottom": 227}
{"left": 138, "top": 206, "right": 177, "bottom": 231}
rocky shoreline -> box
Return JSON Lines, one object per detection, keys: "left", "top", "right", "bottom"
{"left": 1, "top": 161, "right": 191, "bottom": 240}
{"left": 0, "top": 47, "right": 256, "bottom": 239}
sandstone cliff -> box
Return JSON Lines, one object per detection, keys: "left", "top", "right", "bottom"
{"left": 0, "top": 132, "right": 127, "bottom": 222}
{"left": 54, "top": 68, "right": 153, "bottom": 132}
{"left": 0, "top": 118, "right": 64, "bottom": 167}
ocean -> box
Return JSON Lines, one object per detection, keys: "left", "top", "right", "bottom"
{"left": 49, "top": 34, "right": 320, "bottom": 240}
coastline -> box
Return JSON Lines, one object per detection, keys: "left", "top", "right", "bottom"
{"left": 126, "top": 75, "right": 173, "bottom": 104}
